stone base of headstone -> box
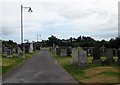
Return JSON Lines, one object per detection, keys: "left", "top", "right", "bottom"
{"left": 7, "top": 55, "right": 12, "bottom": 58}
{"left": 79, "top": 63, "right": 87, "bottom": 67}
{"left": 118, "top": 59, "right": 120, "bottom": 66}
{"left": 92, "top": 59, "right": 102, "bottom": 64}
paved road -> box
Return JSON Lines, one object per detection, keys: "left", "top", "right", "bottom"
{"left": 3, "top": 48, "right": 78, "bottom": 83}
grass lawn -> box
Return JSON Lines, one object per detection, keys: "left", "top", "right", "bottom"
{"left": 1, "top": 51, "right": 37, "bottom": 75}
{"left": 50, "top": 50, "right": 120, "bottom": 84}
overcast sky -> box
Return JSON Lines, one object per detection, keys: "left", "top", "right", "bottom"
{"left": 0, "top": 0, "right": 119, "bottom": 43}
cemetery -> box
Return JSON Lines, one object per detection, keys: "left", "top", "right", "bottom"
{"left": 1, "top": 41, "right": 39, "bottom": 75}
{"left": 1, "top": 35, "right": 120, "bottom": 84}
{"left": 49, "top": 44, "right": 120, "bottom": 83}
{"left": 1, "top": 36, "right": 120, "bottom": 84}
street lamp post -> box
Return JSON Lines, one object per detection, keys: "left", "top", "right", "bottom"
{"left": 20, "top": 5, "right": 33, "bottom": 58}
{"left": 21, "top": 5, "right": 33, "bottom": 44}
{"left": 37, "top": 34, "right": 41, "bottom": 42}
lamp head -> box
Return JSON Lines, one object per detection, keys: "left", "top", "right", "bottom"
{"left": 28, "top": 7, "right": 33, "bottom": 13}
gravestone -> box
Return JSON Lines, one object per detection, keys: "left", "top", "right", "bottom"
{"left": 72, "top": 48, "right": 79, "bottom": 65}
{"left": 60, "top": 49, "right": 67, "bottom": 56}
{"left": 92, "top": 47, "right": 102, "bottom": 64}
{"left": 117, "top": 48, "right": 120, "bottom": 66}
{"left": 7, "top": 49, "right": 12, "bottom": 58}
{"left": 25, "top": 46, "right": 29, "bottom": 53}
{"left": 12, "top": 48, "right": 16, "bottom": 54}
{"left": 0, "top": 45, "right": 2, "bottom": 57}
{"left": 66, "top": 47, "right": 72, "bottom": 56}
{"left": 79, "top": 50, "right": 87, "bottom": 66}
{"left": 18, "top": 47, "right": 25, "bottom": 58}
{"left": 101, "top": 45, "right": 105, "bottom": 56}
{"left": 105, "top": 48, "right": 115, "bottom": 63}
{"left": 89, "top": 47, "right": 93, "bottom": 56}
{"left": 4, "top": 47, "right": 8, "bottom": 54}
{"left": 113, "top": 49, "right": 117, "bottom": 56}
{"left": 56, "top": 47, "right": 61, "bottom": 55}
{"left": 29, "top": 43, "right": 33, "bottom": 52}
{"left": 2, "top": 45, "right": 5, "bottom": 53}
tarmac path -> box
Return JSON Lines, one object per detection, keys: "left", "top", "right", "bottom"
{"left": 2, "top": 48, "right": 78, "bottom": 83}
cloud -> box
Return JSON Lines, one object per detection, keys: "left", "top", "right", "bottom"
{"left": 1, "top": 0, "right": 119, "bottom": 43}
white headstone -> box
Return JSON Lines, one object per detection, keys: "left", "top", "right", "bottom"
{"left": 72, "top": 48, "right": 79, "bottom": 64}
{"left": 18, "top": 47, "right": 25, "bottom": 58}
{"left": 29, "top": 43, "right": 33, "bottom": 52}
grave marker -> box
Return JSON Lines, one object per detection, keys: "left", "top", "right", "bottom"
{"left": 79, "top": 50, "right": 87, "bottom": 66}
{"left": 118, "top": 48, "right": 120, "bottom": 66}
{"left": 105, "top": 48, "right": 115, "bottom": 63}
{"left": 72, "top": 48, "right": 79, "bottom": 65}
{"left": 60, "top": 49, "right": 67, "bottom": 56}
{"left": 7, "top": 49, "right": 12, "bottom": 58}
{"left": 92, "top": 47, "right": 102, "bottom": 64}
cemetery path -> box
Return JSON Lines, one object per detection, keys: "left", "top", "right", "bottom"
{"left": 2, "top": 48, "right": 78, "bottom": 83}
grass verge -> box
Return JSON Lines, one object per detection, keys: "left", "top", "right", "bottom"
{"left": 1, "top": 51, "right": 37, "bottom": 75}
{"left": 49, "top": 50, "right": 119, "bottom": 83}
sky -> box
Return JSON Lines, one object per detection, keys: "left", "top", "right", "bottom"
{"left": 0, "top": 0, "right": 119, "bottom": 43}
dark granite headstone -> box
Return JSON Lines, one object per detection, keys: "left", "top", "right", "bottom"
{"left": 66, "top": 48, "right": 71, "bottom": 56}
{"left": 25, "top": 46, "right": 29, "bottom": 53}
{"left": 92, "top": 47, "right": 101, "bottom": 64}
{"left": 4, "top": 47, "right": 8, "bottom": 54}
{"left": 89, "top": 47, "right": 93, "bottom": 56}
{"left": 118, "top": 48, "right": 120, "bottom": 66}
{"left": 56, "top": 47, "right": 61, "bottom": 55}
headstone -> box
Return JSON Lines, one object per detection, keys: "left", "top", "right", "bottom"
{"left": 105, "top": 48, "right": 115, "bottom": 63}
{"left": 25, "top": 46, "right": 29, "bottom": 53}
{"left": 92, "top": 47, "right": 102, "bottom": 64}
{"left": 2, "top": 45, "right": 5, "bottom": 53}
{"left": 60, "top": 49, "right": 67, "bottom": 56}
{"left": 56, "top": 47, "right": 61, "bottom": 55}
{"left": 79, "top": 50, "right": 87, "bottom": 66}
{"left": 101, "top": 45, "right": 105, "bottom": 56}
{"left": 117, "top": 48, "right": 120, "bottom": 66}
{"left": 0, "top": 45, "right": 2, "bottom": 57}
{"left": 7, "top": 49, "right": 12, "bottom": 58}
{"left": 66, "top": 47, "right": 72, "bottom": 56}
{"left": 72, "top": 48, "right": 79, "bottom": 65}
{"left": 89, "top": 47, "right": 93, "bottom": 56}
{"left": 113, "top": 48, "right": 117, "bottom": 56}
{"left": 4, "top": 47, "right": 8, "bottom": 54}
{"left": 29, "top": 43, "right": 33, "bottom": 52}
{"left": 12, "top": 48, "right": 16, "bottom": 54}
{"left": 18, "top": 47, "right": 25, "bottom": 58}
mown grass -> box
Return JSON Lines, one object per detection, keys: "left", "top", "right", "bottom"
{"left": 1, "top": 51, "right": 37, "bottom": 75}
{"left": 49, "top": 50, "right": 119, "bottom": 83}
